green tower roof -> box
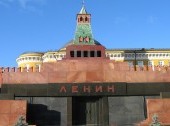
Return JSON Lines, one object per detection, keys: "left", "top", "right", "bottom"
{"left": 79, "top": 5, "right": 87, "bottom": 14}
{"left": 74, "top": 24, "right": 94, "bottom": 45}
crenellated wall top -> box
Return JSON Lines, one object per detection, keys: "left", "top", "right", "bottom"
{"left": 1, "top": 59, "right": 170, "bottom": 85}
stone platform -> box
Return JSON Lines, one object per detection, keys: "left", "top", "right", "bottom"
{"left": 137, "top": 99, "right": 170, "bottom": 126}
{"left": 0, "top": 100, "right": 27, "bottom": 126}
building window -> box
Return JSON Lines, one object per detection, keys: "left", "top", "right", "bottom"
{"left": 128, "top": 61, "right": 133, "bottom": 66}
{"left": 85, "top": 17, "right": 88, "bottom": 22}
{"left": 90, "top": 51, "right": 95, "bottom": 57}
{"left": 70, "top": 51, "right": 74, "bottom": 57}
{"left": 158, "top": 61, "right": 164, "bottom": 66}
{"left": 97, "top": 51, "right": 101, "bottom": 57}
{"left": 80, "top": 17, "right": 83, "bottom": 21}
{"left": 148, "top": 61, "right": 154, "bottom": 66}
{"left": 25, "top": 64, "right": 29, "bottom": 72}
{"left": 137, "top": 61, "right": 143, "bottom": 66}
{"left": 84, "top": 51, "right": 88, "bottom": 57}
{"left": 35, "top": 64, "right": 39, "bottom": 68}
{"left": 121, "top": 54, "right": 124, "bottom": 57}
{"left": 125, "top": 54, "right": 127, "bottom": 58}
{"left": 106, "top": 53, "right": 109, "bottom": 57}
{"left": 76, "top": 51, "right": 81, "bottom": 57}
{"left": 128, "top": 54, "right": 131, "bottom": 58}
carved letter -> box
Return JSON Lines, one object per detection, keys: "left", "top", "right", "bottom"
{"left": 59, "top": 86, "right": 67, "bottom": 93}
{"left": 72, "top": 86, "right": 78, "bottom": 93}
{"left": 108, "top": 85, "right": 114, "bottom": 93}
{"left": 95, "top": 86, "right": 103, "bottom": 92}
{"left": 83, "top": 86, "right": 91, "bottom": 93}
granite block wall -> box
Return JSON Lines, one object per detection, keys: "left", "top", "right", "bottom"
{"left": 15, "top": 97, "right": 67, "bottom": 126}
{"left": 10, "top": 96, "right": 161, "bottom": 126}
{"left": 108, "top": 96, "right": 159, "bottom": 126}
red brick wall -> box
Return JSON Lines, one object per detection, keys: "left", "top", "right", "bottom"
{"left": 0, "top": 100, "right": 27, "bottom": 126}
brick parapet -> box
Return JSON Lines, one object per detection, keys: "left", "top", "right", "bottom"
{"left": 1, "top": 64, "right": 170, "bottom": 74}
{"left": 1, "top": 60, "right": 170, "bottom": 84}
{"left": 129, "top": 65, "right": 170, "bottom": 72}
{"left": 0, "top": 67, "right": 40, "bottom": 73}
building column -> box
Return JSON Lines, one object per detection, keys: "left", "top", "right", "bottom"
{"left": 88, "top": 51, "right": 90, "bottom": 57}
{"left": 95, "top": 50, "right": 97, "bottom": 57}
{"left": 74, "top": 50, "right": 77, "bottom": 58}
{"left": 81, "top": 51, "right": 84, "bottom": 57}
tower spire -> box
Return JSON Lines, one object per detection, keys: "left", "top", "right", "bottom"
{"left": 82, "top": 0, "right": 85, "bottom": 6}
{"left": 74, "top": 2, "right": 94, "bottom": 45}
{"left": 79, "top": 0, "right": 87, "bottom": 14}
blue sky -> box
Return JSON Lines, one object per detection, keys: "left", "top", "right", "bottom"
{"left": 0, "top": 0, "right": 170, "bottom": 67}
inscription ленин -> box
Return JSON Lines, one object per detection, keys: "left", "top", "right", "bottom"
{"left": 59, "top": 85, "right": 115, "bottom": 93}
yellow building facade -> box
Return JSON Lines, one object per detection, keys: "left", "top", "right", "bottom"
{"left": 16, "top": 47, "right": 170, "bottom": 71}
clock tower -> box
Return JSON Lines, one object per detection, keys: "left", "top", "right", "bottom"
{"left": 74, "top": 5, "right": 94, "bottom": 45}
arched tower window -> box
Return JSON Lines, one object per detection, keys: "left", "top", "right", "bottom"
{"left": 80, "top": 17, "right": 83, "bottom": 22}
{"left": 85, "top": 37, "right": 89, "bottom": 42}
{"left": 85, "top": 17, "right": 88, "bottom": 22}
{"left": 79, "top": 36, "right": 83, "bottom": 42}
